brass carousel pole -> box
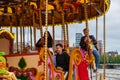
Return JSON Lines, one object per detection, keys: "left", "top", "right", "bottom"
{"left": 61, "top": 4, "right": 67, "bottom": 49}
{"left": 20, "top": 18, "right": 23, "bottom": 53}
{"left": 84, "top": 0, "right": 88, "bottom": 30}
{"left": 52, "top": 10, "right": 55, "bottom": 51}
{"left": 30, "top": 25, "right": 33, "bottom": 49}
{"left": 39, "top": 0, "right": 43, "bottom": 37}
{"left": 44, "top": 0, "right": 48, "bottom": 79}
{"left": 65, "top": 22, "right": 70, "bottom": 54}
{"left": 16, "top": 26, "right": 19, "bottom": 53}
{"left": 33, "top": 11, "right": 37, "bottom": 49}
{"left": 96, "top": 17, "right": 98, "bottom": 80}
{"left": 95, "top": 1, "right": 99, "bottom": 78}
{"left": 22, "top": 2, "right": 25, "bottom": 49}
{"left": 16, "top": 12, "right": 19, "bottom": 53}
{"left": 9, "top": 15, "right": 13, "bottom": 54}
{"left": 96, "top": 17, "right": 98, "bottom": 41}
{"left": 22, "top": 14, "right": 25, "bottom": 49}
{"left": 84, "top": 0, "right": 93, "bottom": 80}
{"left": 66, "top": 23, "right": 69, "bottom": 47}
{"left": 103, "top": 0, "right": 106, "bottom": 79}
{"left": 9, "top": 15, "right": 12, "bottom": 33}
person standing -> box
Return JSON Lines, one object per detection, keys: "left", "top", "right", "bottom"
{"left": 79, "top": 28, "right": 100, "bottom": 72}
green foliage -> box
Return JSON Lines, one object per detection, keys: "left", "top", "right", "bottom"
{"left": 99, "top": 55, "right": 120, "bottom": 64}
{"left": 116, "top": 56, "right": 120, "bottom": 63}
{"left": 108, "top": 56, "right": 115, "bottom": 63}
{"left": 100, "top": 55, "right": 107, "bottom": 64}
{"left": 107, "top": 56, "right": 120, "bottom": 64}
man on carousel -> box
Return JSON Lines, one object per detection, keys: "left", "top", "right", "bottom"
{"left": 79, "top": 28, "right": 100, "bottom": 73}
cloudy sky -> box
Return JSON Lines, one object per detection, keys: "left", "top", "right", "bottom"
{"left": 72, "top": 0, "right": 120, "bottom": 54}
{"left": 47, "top": 0, "right": 120, "bottom": 54}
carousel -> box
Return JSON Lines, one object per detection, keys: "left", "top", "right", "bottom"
{"left": 0, "top": 0, "right": 110, "bottom": 80}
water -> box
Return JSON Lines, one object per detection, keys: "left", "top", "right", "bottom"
{"left": 89, "top": 69, "right": 120, "bottom": 80}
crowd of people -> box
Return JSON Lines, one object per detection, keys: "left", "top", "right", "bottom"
{"left": 35, "top": 31, "right": 70, "bottom": 79}
{"left": 35, "top": 28, "right": 100, "bottom": 79}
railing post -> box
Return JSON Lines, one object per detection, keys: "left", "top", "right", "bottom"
{"left": 95, "top": 72, "right": 98, "bottom": 80}
{"left": 100, "top": 73, "right": 103, "bottom": 80}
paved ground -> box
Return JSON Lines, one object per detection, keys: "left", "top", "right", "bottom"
{"left": 89, "top": 69, "right": 120, "bottom": 80}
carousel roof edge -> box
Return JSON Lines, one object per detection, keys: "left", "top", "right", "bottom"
{"left": 81, "top": 0, "right": 111, "bottom": 23}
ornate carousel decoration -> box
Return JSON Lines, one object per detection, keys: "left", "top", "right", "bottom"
{"left": 0, "top": 0, "right": 110, "bottom": 26}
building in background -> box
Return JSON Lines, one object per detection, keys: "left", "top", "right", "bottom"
{"left": 75, "top": 33, "right": 83, "bottom": 47}
{"left": 54, "top": 40, "right": 74, "bottom": 51}
{"left": 54, "top": 40, "right": 64, "bottom": 46}
{"left": 107, "top": 51, "right": 118, "bottom": 57}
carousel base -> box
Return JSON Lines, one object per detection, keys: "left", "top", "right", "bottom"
{"left": 4, "top": 53, "right": 42, "bottom": 80}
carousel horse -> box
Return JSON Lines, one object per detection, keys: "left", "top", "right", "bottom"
{"left": 35, "top": 46, "right": 95, "bottom": 80}
{"left": 35, "top": 47, "right": 64, "bottom": 80}
{"left": 68, "top": 47, "right": 95, "bottom": 80}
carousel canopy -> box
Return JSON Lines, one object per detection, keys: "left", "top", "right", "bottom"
{"left": 0, "top": 0, "right": 110, "bottom": 27}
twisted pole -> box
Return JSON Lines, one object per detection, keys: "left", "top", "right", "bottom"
{"left": 44, "top": 0, "right": 48, "bottom": 80}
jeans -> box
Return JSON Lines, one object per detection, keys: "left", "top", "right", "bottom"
{"left": 92, "top": 49, "right": 100, "bottom": 68}
{"left": 52, "top": 55, "right": 56, "bottom": 66}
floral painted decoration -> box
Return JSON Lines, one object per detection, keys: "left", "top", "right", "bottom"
{"left": 0, "top": 52, "right": 9, "bottom": 75}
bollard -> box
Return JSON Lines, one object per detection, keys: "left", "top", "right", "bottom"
{"left": 95, "top": 72, "right": 98, "bottom": 80}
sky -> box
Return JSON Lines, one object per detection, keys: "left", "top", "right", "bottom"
{"left": 73, "top": 0, "right": 120, "bottom": 54}
{"left": 46, "top": 0, "right": 120, "bottom": 54}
